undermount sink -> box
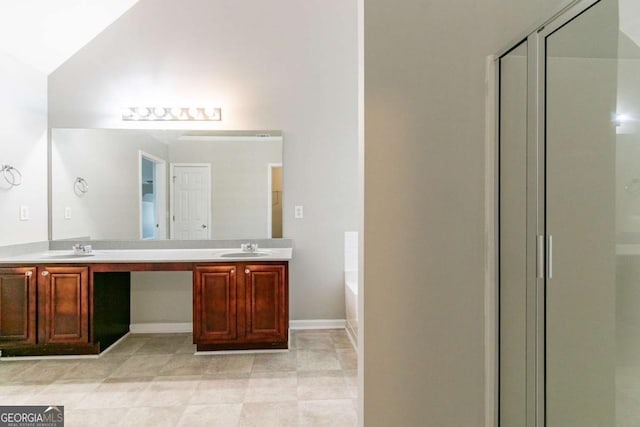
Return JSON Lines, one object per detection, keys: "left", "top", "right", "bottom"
{"left": 220, "top": 252, "right": 269, "bottom": 258}
{"left": 39, "top": 253, "right": 96, "bottom": 259}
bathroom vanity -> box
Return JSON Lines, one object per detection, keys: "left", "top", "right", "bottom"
{"left": 0, "top": 248, "right": 291, "bottom": 356}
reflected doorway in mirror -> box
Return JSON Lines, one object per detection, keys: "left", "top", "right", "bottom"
{"left": 170, "top": 163, "right": 212, "bottom": 239}
{"left": 139, "top": 151, "right": 167, "bottom": 240}
{"left": 268, "top": 163, "right": 283, "bottom": 238}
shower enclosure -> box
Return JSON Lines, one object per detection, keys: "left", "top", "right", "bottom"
{"left": 498, "top": 0, "right": 640, "bottom": 425}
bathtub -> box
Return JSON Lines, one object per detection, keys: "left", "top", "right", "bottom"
{"left": 345, "top": 269, "right": 358, "bottom": 348}
{"left": 344, "top": 231, "right": 358, "bottom": 349}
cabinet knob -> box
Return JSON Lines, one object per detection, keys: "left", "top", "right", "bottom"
{"left": 41, "top": 271, "right": 49, "bottom": 276}
{"left": 25, "top": 271, "right": 32, "bottom": 277}
{"left": 231, "top": 269, "right": 235, "bottom": 274}
{"left": 245, "top": 269, "right": 250, "bottom": 274}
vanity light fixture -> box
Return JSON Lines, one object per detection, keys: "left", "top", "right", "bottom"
{"left": 122, "top": 107, "right": 222, "bottom": 121}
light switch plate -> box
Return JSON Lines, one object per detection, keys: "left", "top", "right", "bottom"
{"left": 19, "top": 205, "right": 29, "bottom": 221}
{"left": 64, "top": 207, "right": 72, "bottom": 219}
{"left": 294, "top": 205, "right": 304, "bottom": 219}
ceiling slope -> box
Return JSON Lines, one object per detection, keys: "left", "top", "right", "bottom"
{"left": 0, "top": 0, "right": 139, "bottom": 74}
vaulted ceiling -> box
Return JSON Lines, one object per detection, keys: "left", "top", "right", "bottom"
{"left": 0, "top": 0, "right": 638, "bottom": 76}
{"left": 0, "top": 0, "right": 139, "bottom": 74}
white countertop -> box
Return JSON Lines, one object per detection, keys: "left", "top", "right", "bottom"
{"left": 0, "top": 248, "right": 293, "bottom": 264}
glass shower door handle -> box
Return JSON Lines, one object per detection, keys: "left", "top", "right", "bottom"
{"left": 548, "top": 235, "right": 553, "bottom": 279}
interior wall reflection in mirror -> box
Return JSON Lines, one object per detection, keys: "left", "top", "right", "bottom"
{"left": 51, "top": 129, "right": 283, "bottom": 240}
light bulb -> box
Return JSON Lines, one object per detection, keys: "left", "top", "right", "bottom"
{"left": 122, "top": 107, "right": 131, "bottom": 117}
{"left": 204, "top": 107, "right": 221, "bottom": 120}
{"left": 153, "top": 107, "right": 166, "bottom": 118}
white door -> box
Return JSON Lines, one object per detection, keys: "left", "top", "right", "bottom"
{"left": 170, "top": 164, "right": 211, "bottom": 239}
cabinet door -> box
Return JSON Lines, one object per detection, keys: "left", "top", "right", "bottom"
{"left": 39, "top": 266, "right": 89, "bottom": 344}
{"left": 243, "top": 264, "right": 287, "bottom": 342}
{"left": 193, "top": 265, "right": 238, "bottom": 342}
{"left": 0, "top": 267, "right": 36, "bottom": 345}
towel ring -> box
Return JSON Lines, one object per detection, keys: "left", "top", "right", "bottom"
{"left": 1, "top": 164, "right": 22, "bottom": 187}
{"left": 74, "top": 177, "right": 89, "bottom": 195}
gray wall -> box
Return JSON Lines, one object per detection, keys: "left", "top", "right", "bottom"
{"left": 48, "top": 0, "right": 359, "bottom": 321}
{"left": 363, "top": 0, "right": 566, "bottom": 425}
{"left": 0, "top": 52, "right": 48, "bottom": 246}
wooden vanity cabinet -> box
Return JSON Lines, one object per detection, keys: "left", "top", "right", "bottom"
{"left": 243, "top": 263, "right": 287, "bottom": 343}
{"left": 37, "top": 266, "right": 90, "bottom": 345}
{"left": 0, "top": 267, "right": 37, "bottom": 346}
{"left": 193, "top": 265, "right": 238, "bottom": 342}
{"left": 194, "top": 262, "right": 288, "bottom": 350}
{"left": 0, "top": 266, "right": 91, "bottom": 354}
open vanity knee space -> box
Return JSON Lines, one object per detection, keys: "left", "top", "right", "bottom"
{"left": 0, "top": 247, "right": 292, "bottom": 357}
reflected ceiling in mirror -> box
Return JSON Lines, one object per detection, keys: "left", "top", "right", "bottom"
{"left": 51, "top": 129, "right": 283, "bottom": 241}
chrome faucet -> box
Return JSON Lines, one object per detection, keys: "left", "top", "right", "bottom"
{"left": 241, "top": 242, "right": 258, "bottom": 253}
{"left": 72, "top": 243, "right": 92, "bottom": 254}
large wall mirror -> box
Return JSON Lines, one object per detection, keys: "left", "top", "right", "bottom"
{"left": 50, "top": 129, "right": 283, "bottom": 241}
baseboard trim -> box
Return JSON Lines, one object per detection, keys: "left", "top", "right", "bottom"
{"left": 289, "top": 319, "right": 346, "bottom": 330}
{"left": 129, "top": 319, "right": 347, "bottom": 334}
{"left": 99, "top": 332, "right": 131, "bottom": 356}
{"left": 345, "top": 326, "right": 357, "bottom": 350}
{"left": 130, "top": 322, "right": 193, "bottom": 334}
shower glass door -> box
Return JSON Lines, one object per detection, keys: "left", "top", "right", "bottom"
{"left": 544, "top": 0, "right": 640, "bottom": 425}
{"left": 499, "top": 40, "right": 531, "bottom": 427}
{"left": 499, "top": 0, "right": 640, "bottom": 425}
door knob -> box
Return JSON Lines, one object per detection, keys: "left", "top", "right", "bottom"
{"left": 201, "top": 224, "right": 207, "bottom": 229}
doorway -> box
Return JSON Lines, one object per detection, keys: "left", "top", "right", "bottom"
{"left": 139, "top": 151, "right": 167, "bottom": 240}
{"left": 170, "top": 163, "right": 211, "bottom": 240}
{"left": 268, "top": 163, "right": 283, "bottom": 238}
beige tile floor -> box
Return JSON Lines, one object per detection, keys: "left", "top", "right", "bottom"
{"left": 0, "top": 329, "right": 357, "bottom": 427}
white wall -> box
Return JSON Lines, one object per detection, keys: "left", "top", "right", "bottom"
{"left": 48, "top": 0, "right": 358, "bottom": 321}
{"left": 363, "top": 0, "right": 566, "bottom": 425}
{"left": 51, "top": 129, "right": 168, "bottom": 240}
{"left": 0, "top": 52, "right": 48, "bottom": 246}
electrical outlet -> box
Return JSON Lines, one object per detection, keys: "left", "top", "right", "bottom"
{"left": 64, "top": 207, "right": 72, "bottom": 219}
{"left": 19, "top": 205, "right": 29, "bottom": 221}
{"left": 294, "top": 205, "right": 304, "bottom": 219}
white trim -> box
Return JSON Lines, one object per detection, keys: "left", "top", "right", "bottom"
{"left": 267, "top": 163, "right": 283, "bottom": 238}
{"left": 346, "top": 326, "right": 357, "bottom": 351}
{"left": 129, "top": 320, "right": 347, "bottom": 335}
{"left": 289, "top": 319, "right": 346, "bottom": 330}
{"left": 130, "top": 322, "right": 193, "bottom": 334}
{"left": 98, "top": 332, "right": 131, "bottom": 356}
{"left": 484, "top": 54, "right": 498, "bottom": 427}
{"left": 179, "top": 135, "right": 282, "bottom": 143}
{"left": 0, "top": 354, "right": 99, "bottom": 361}
{"left": 195, "top": 349, "right": 289, "bottom": 356}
